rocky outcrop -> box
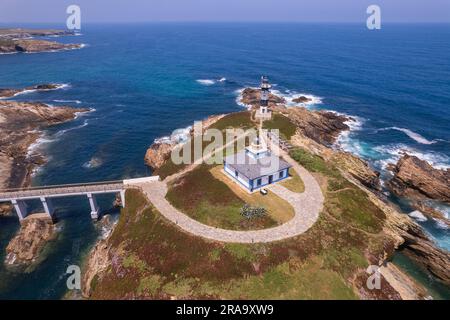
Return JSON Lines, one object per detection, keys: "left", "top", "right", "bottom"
{"left": 0, "top": 203, "right": 12, "bottom": 217}
{"left": 0, "top": 84, "right": 64, "bottom": 98}
{"left": 286, "top": 107, "right": 350, "bottom": 146}
{"left": 144, "top": 142, "right": 173, "bottom": 170}
{"left": 366, "top": 189, "right": 450, "bottom": 288}
{"left": 387, "top": 154, "right": 450, "bottom": 204}
{"left": 240, "top": 88, "right": 285, "bottom": 108}
{"left": 240, "top": 87, "right": 350, "bottom": 145}
{"left": 397, "top": 221, "right": 450, "bottom": 286}
{"left": 0, "top": 28, "right": 74, "bottom": 39}
{"left": 330, "top": 151, "right": 381, "bottom": 190}
{"left": 411, "top": 201, "right": 450, "bottom": 227}
{"left": 293, "top": 96, "right": 312, "bottom": 104}
{"left": 4, "top": 213, "right": 57, "bottom": 268}
{"left": 0, "top": 100, "right": 89, "bottom": 189}
{"left": 291, "top": 133, "right": 381, "bottom": 190}
{"left": 144, "top": 114, "right": 224, "bottom": 170}
{"left": 12, "top": 39, "right": 82, "bottom": 53}
{"left": 1, "top": 28, "right": 82, "bottom": 54}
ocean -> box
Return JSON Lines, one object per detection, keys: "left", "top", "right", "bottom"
{"left": 0, "top": 23, "right": 449, "bottom": 299}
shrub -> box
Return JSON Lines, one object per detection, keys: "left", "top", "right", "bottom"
{"left": 240, "top": 204, "right": 267, "bottom": 219}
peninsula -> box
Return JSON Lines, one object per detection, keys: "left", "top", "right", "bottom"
{"left": 82, "top": 79, "right": 449, "bottom": 300}
{"left": 0, "top": 28, "right": 82, "bottom": 54}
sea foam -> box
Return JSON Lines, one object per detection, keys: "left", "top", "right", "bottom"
{"left": 196, "top": 77, "right": 227, "bottom": 86}
{"left": 377, "top": 127, "right": 438, "bottom": 145}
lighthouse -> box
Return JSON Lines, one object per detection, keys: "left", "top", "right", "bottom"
{"left": 256, "top": 76, "right": 272, "bottom": 120}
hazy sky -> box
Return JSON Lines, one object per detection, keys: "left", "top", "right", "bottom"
{"left": 1, "top": 0, "right": 449, "bottom": 23}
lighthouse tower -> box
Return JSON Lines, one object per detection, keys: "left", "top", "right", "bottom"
{"left": 256, "top": 76, "right": 272, "bottom": 120}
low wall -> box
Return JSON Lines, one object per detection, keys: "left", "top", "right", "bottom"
{"left": 123, "top": 176, "right": 160, "bottom": 186}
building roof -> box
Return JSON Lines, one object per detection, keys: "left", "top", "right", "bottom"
{"left": 224, "top": 150, "right": 292, "bottom": 180}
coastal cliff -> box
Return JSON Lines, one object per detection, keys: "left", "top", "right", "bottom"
{"left": 0, "top": 28, "right": 82, "bottom": 54}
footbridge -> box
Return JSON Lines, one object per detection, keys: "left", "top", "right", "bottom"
{"left": 0, "top": 177, "right": 159, "bottom": 221}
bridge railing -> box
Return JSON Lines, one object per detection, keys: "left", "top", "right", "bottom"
{"left": 0, "top": 180, "right": 124, "bottom": 195}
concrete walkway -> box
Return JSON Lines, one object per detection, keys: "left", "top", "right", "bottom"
{"left": 137, "top": 154, "right": 324, "bottom": 243}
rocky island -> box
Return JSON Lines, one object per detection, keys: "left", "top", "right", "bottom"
{"left": 0, "top": 28, "right": 82, "bottom": 54}
{"left": 80, "top": 85, "right": 448, "bottom": 300}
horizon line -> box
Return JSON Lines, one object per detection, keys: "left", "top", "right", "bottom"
{"left": 1, "top": 20, "right": 450, "bottom": 25}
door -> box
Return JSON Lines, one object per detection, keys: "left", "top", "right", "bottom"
{"left": 269, "top": 175, "right": 273, "bottom": 184}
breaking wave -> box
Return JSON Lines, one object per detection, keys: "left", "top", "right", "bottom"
{"left": 83, "top": 157, "right": 103, "bottom": 169}
{"left": 373, "top": 144, "right": 450, "bottom": 170}
{"left": 154, "top": 125, "right": 192, "bottom": 145}
{"left": 272, "top": 89, "right": 323, "bottom": 108}
{"left": 196, "top": 77, "right": 227, "bottom": 86}
{"left": 53, "top": 99, "right": 82, "bottom": 104}
{"left": 377, "top": 127, "right": 439, "bottom": 145}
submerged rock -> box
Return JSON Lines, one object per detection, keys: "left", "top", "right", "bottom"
{"left": 5, "top": 213, "right": 57, "bottom": 269}
{"left": 292, "top": 96, "right": 312, "bottom": 104}
{"left": 387, "top": 154, "right": 450, "bottom": 204}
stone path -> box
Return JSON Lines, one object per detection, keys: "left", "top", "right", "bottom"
{"left": 137, "top": 153, "right": 324, "bottom": 243}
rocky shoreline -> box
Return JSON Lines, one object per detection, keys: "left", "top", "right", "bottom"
{"left": 0, "top": 87, "right": 89, "bottom": 268}
{"left": 0, "top": 98, "right": 90, "bottom": 190}
{"left": 138, "top": 87, "right": 450, "bottom": 298}
{"left": 0, "top": 28, "right": 82, "bottom": 54}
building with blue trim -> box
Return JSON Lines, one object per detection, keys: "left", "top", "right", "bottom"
{"left": 223, "top": 138, "right": 292, "bottom": 192}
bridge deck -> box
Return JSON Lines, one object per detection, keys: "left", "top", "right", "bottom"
{"left": 0, "top": 181, "right": 124, "bottom": 201}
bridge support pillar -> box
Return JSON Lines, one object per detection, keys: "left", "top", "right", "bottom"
{"left": 120, "top": 190, "right": 126, "bottom": 207}
{"left": 87, "top": 193, "right": 99, "bottom": 220}
{"left": 11, "top": 199, "right": 28, "bottom": 221}
{"left": 40, "top": 197, "right": 55, "bottom": 220}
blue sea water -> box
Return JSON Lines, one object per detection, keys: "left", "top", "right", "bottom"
{"left": 0, "top": 23, "right": 449, "bottom": 299}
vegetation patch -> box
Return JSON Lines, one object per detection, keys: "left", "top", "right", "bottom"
{"left": 209, "top": 111, "right": 255, "bottom": 131}
{"left": 166, "top": 164, "right": 278, "bottom": 230}
{"left": 90, "top": 147, "right": 392, "bottom": 300}
{"left": 280, "top": 168, "right": 305, "bottom": 193}
{"left": 155, "top": 112, "right": 256, "bottom": 180}
{"left": 263, "top": 113, "right": 297, "bottom": 140}
{"left": 210, "top": 166, "right": 295, "bottom": 223}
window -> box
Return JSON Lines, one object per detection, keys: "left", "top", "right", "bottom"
{"left": 279, "top": 171, "right": 284, "bottom": 179}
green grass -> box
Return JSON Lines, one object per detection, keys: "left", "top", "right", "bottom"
{"left": 326, "top": 188, "right": 385, "bottom": 234}
{"left": 280, "top": 168, "right": 305, "bottom": 193}
{"left": 155, "top": 112, "right": 255, "bottom": 180}
{"left": 290, "top": 148, "right": 338, "bottom": 177}
{"left": 209, "top": 111, "right": 255, "bottom": 131}
{"left": 263, "top": 113, "right": 297, "bottom": 140}
{"left": 90, "top": 190, "right": 359, "bottom": 300}
{"left": 166, "top": 164, "right": 278, "bottom": 230}
{"left": 90, "top": 148, "right": 392, "bottom": 300}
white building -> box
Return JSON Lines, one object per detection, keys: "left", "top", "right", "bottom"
{"left": 223, "top": 137, "right": 291, "bottom": 192}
